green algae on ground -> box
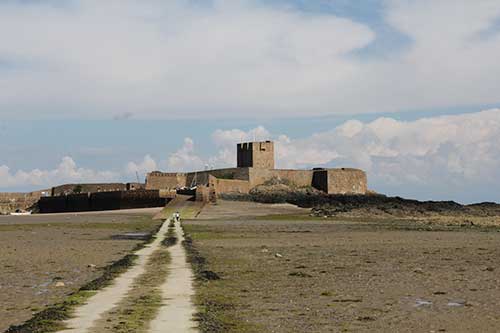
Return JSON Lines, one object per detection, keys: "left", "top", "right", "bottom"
{"left": 102, "top": 248, "right": 171, "bottom": 333}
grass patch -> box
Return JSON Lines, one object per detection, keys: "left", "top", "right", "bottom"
{"left": 188, "top": 231, "right": 228, "bottom": 240}
{"left": 155, "top": 201, "right": 203, "bottom": 221}
{"left": 110, "top": 294, "right": 163, "bottom": 333}
{"left": 162, "top": 224, "right": 178, "bottom": 247}
{"left": 103, "top": 248, "right": 171, "bottom": 333}
{"left": 183, "top": 228, "right": 259, "bottom": 332}
{"left": 184, "top": 225, "right": 245, "bottom": 241}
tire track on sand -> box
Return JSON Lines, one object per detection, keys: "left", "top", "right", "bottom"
{"left": 57, "top": 219, "right": 170, "bottom": 333}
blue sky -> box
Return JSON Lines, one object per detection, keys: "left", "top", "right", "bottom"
{"left": 1, "top": 0, "right": 500, "bottom": 203}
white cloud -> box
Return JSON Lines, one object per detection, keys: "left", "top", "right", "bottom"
{"left": 212, "top": 126, "right": 271, "bottom": 147}
{"left": 0, "top": 0, "right": 374, "bottom": 119}
{"left": 0, "top": 156, "right": 119, "bottom": 188}
{"left": 2, "top": 109, "right": 500, "bottom": 202}
{"left": 166, "top": 137, "right": 205, "bottom": 172}
{"left": 125, "top": 155, "right": 158, "bottom": 179}
{"left": 272, "top": 109, "right": 500, "bottom": 181}
{"left": 177, "top": 108, "right": 500, "bottom": 186}
{"left": 3, "top": 1, "right": 498, "bottom": 119}
{"left": 209, "top": 109, "right": 500, "bottom": 202}
{"left": 367, "top": 0, "right": 500, "bottom": 113}
{"left": 210, "top": 126, "right": 272, "bottom": 167}
{"left": 1, "top": 154, "right": 158, "bottom": 189}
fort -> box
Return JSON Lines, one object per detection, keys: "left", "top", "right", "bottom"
{"left": 0, "top": 141, "right": 367, "bottom": 214}
{"left": 146, "top": 141, "right": 367, "bottom": 202}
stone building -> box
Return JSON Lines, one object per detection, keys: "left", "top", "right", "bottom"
{"left": 146, "top": 141, "right": 368, "bottom": 201}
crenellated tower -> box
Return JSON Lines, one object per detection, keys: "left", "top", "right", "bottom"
{"left": 237, "top": 141, "right": 275, "bottom": 169}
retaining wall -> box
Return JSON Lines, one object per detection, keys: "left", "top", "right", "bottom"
{"left": 212, "top": 178, "right": 250, "bottom": 194}
{"left": 38, "top": 190, "right": 167, "bottom": 213}
{"left": 145, "top": 172, "right": 187, "bottom": 190}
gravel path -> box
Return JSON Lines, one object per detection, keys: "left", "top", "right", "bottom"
{"left": 149, "top": 218, "right": 198, "bottom": 332}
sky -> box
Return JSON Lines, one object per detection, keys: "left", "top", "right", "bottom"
{"left": 1, "top": 0, "right": 500, "bottom": 203}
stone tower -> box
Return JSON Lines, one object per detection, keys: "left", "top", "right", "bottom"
{"left": 237, "top": 141, "right": 275, "bottom": 169}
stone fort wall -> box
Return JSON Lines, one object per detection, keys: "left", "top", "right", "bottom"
{"left": 326, "top": 168, "right": 367, "bottom": 194}
{"left": 211, "top": 177, "right": 250, "bottom": 194}
{"left": 195, "top": 175, "right": 250, "bottom": 203}
{"left": 145, "top": 172, "right": 187, "bottom": 191}
{"left": 247, "top": 168, "right": 367, "bottom": 194}
{"left": 145, "top": 167, "right": 367, "bottom": 197}
{"left": 146, "top": 168, "right": 251, "bottom": 190}
{"left": 247, "top": 168, "right": 314, "bottom": 188}
{"left": 0, "top": 191, "right": 47, "bottom": 214}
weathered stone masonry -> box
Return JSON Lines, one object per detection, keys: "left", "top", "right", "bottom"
{"left": 0, "top": 191, "right": 46, "bottom": 214}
